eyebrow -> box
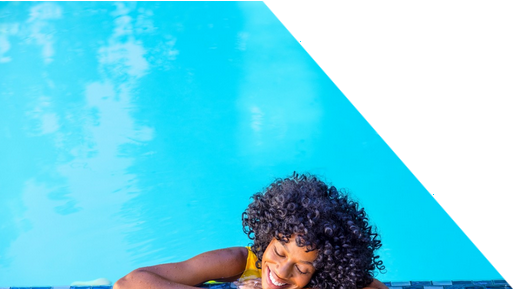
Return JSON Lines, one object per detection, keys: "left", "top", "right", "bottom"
{"left": 279, "top": 241, "right": 315, "bottom": 266}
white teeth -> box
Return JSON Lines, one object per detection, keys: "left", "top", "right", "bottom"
{"left": 269, "top": 270, "right": 286, "bottom": 287}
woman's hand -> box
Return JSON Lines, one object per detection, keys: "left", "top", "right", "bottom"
{"left": 233, "top": 278, "right": 263, "bottom": 289}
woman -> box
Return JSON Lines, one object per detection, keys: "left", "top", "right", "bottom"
{"left": 114, "top": 173, "right": 387, "bottom": 289}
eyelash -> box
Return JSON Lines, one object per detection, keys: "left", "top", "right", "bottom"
{"left": 274, "top": 247, "right": 284, "bottom": 257}
{"left": 274, "top": 247, "right": 308, "bottom": 275}
{"left": 296, "top": 266, "right": 307, "bottom": 275}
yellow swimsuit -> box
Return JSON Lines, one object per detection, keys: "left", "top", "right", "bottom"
{"left": 239, "top": 247, "right": 262, "bottom": 281}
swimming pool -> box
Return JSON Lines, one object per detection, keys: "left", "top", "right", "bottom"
{"left": 0, "top": 2, "right": 502, "bottom": 287}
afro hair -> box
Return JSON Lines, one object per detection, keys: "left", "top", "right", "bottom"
{"left": 242, "top": 173, "right": 385, "bottom": 289}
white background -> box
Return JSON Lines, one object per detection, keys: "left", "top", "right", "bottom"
{"left": 264, "top": 0, "right": 513, "bottom": 283}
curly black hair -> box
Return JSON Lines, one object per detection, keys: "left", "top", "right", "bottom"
{"left": 242, "top": 173, "right": 385, "bottom": 289}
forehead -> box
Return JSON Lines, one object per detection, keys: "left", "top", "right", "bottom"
{"left": 272, "top": 238, "right": 318, "bottom": 263}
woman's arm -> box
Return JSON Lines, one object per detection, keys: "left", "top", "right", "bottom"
{"left": 114, "top": 247, "right": 248, "bottom": 289}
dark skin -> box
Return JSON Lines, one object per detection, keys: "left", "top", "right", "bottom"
{"left": 114, "top": 242, "right": 389, "bottom": 289}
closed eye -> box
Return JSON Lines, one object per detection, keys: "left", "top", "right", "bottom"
{"left": 296, "top": 265, "right": 307, "bottom": 275}
{"left": 274, "top": 246, "right": 285, "bottom": 257}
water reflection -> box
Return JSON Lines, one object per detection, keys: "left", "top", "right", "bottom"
{"left": 1, "top": 1, "right": 157, "bottom": 284}
{"left": 0, "top": 22, "right": 18, "bottom": 63}
{"left": 0, "top": 2, "right": 253, "bottom": 285}
{"left": 26, "top": 3, "right": 62, "bottom": 64}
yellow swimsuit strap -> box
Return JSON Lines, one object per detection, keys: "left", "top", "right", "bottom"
{"left": 239, "top": 246, "right": 262, "bottom": 281}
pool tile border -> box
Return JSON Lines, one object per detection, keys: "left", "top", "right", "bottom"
{"left": 4, "top": 280, "right": 511, "bottom": 289}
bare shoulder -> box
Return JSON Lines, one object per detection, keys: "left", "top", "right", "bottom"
{"left": 137, "top": 247, "right": 249, "bottom": 285}
{"left": 364, "top": 279, "right": 389, "bottom": 289}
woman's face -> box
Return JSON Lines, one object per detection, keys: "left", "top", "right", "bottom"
{"left": 261, "top": 235, "right": 318, "bottom": 289}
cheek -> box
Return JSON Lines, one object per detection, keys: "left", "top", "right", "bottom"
{"left": 262, "top": 250, "right": 276, "bottom": 263}
{"left": 261, "top": 266, "right": 269, "bottom": 289}
{"left": 298, "top": 275, "right": 313, "bottom": 288}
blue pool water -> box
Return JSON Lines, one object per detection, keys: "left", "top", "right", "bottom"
{"left": 0, "top": 2, "right": 502, "bottom": 287}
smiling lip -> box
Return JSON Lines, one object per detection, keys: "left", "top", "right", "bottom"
{"left": 266, "top": 265, "right": 288, "bottom": 289}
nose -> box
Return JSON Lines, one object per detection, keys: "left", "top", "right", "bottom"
{"left": 275, "top": 260, "right": 293, "bottom": 279}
